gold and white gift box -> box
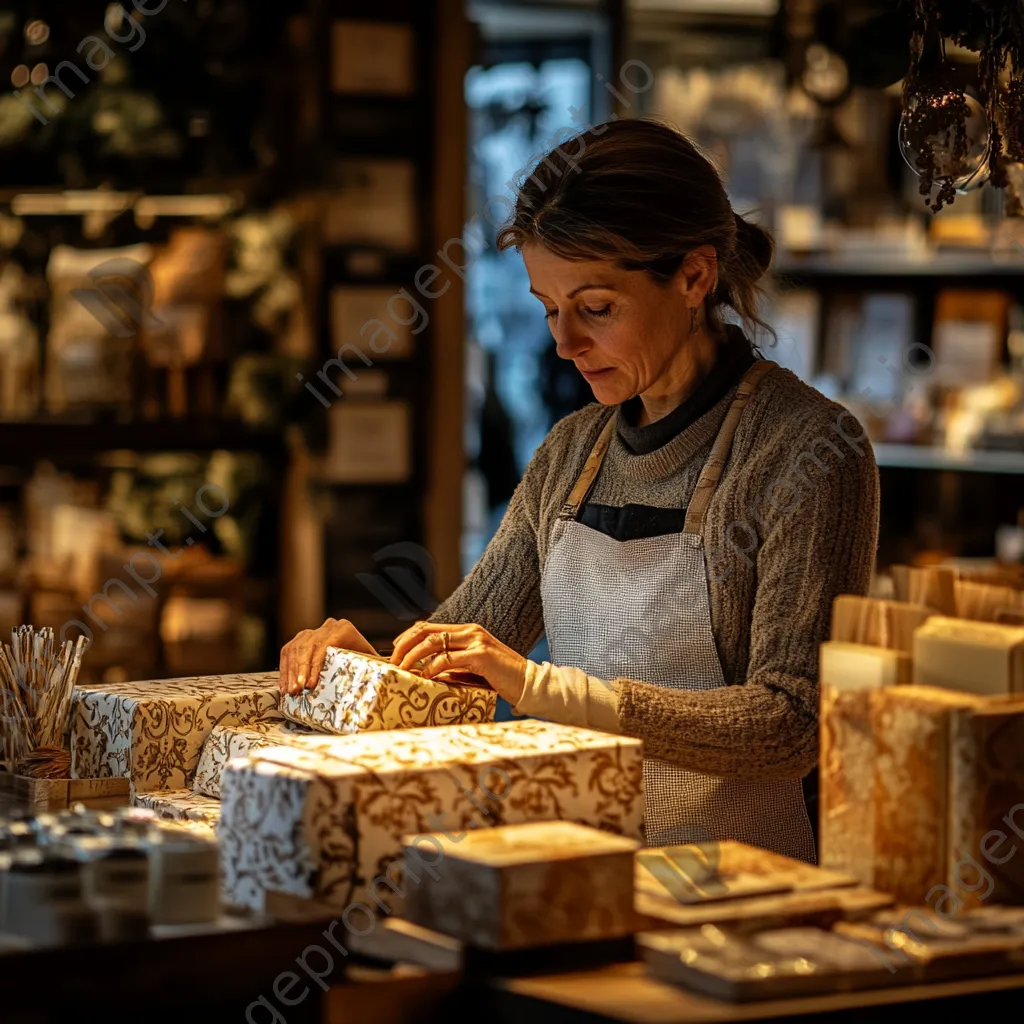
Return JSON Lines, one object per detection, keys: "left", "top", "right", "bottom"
{"left": 217, "top": 719, "right": 644, "bottom": 913}
{"left": 280, "top": 647, "right": 498, "bottom": 734}
{"left": 70, "top": 672, "right": 283, "bottom": 793}
{"left": 192, "top": 721, "right": 318, "bottom": 799}
{"left": 133, "top": 790, "right": 223, "bottom": 825}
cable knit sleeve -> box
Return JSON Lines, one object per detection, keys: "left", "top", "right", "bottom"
{"left": 616, "top": 417, "right": 879, "bottom": 781}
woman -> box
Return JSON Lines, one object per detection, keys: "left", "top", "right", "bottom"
{"left": 279, "top": 119, "right": 879, "bottom": 862}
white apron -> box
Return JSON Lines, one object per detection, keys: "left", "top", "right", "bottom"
{"left": 540, "top": 359, "right": 816, "bottom": 861}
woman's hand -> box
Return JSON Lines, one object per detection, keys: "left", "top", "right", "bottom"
{"left": 278, "top": 618, "right": 378, "bottom": 695}
{"left": 390, "top": 621, "right": 528, "bottom": 705}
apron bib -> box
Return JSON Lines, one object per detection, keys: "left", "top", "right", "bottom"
{"left": 540, "top": 360, "right": 816, "bottom": 861}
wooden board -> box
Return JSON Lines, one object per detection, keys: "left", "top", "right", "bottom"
{"left": 891, "top": 566, "right": 957, "bottom": 616}
{"left": 325, "top": 967, "right": 463, "bottom": 1024}
{"left": 490, "top": 961, "right": 1024, "bottom": 1023}
{"left": 830, "top": 596, "right": 933, "bottom": 654}
{"left": 0, "top": 774, "right": 129, "bottom": 813}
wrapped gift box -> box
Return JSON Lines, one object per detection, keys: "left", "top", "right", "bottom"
{"left": 71, "top": 671, "right": 282, "bottom": 793}
{"left": 133, "top": 789, "right": 222, "bottom": 825}
{"left": 280, "top": 647, "right": 497, "bottom": 734}
{"left": 193, "top": 721, "right": 318, "bottom": 798}
{"left": 947, "top": 702, "right": 1024, "bottom": 908}
{"left": 218, "top": 719, "right": 644, "bottom": 912}
{"left": 403, "top": 821, "right": 640, "bottom": 950}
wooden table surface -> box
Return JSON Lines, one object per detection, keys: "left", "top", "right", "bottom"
{"left": 484, "top": 961, "right": 1024, "bottom": 1023}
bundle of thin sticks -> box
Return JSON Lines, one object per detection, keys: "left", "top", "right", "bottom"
{"left": 0, "top": 626, "right": 88, "bottom": 778}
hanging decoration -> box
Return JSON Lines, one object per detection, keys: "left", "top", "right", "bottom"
{"left": 899, "top": 1, "right": 1024, "bottom": 213}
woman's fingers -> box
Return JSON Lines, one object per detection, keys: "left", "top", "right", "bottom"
{"left": 417, "top": 648, "right": 475, "bottom": 680}
{"left": 390, "top": 621, "right": 432, "bottom": 665}
{"left": 304, "top": 638, "right": 337, "bottom": 690}
{"left": 280, "top": 634, "right": 309, "bottom": 694}
{"left": 278, "top": 642, "right": 294, "bottom": 693}
{"left": 391, "top": 623, "right": 473, "bottom": 668}
{"left": 394, "top": 632, "right": 449, "bottom": 672}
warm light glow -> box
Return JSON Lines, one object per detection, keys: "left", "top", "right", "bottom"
{"left": 24, "top": 20, "right": 49, "bottom": 45}
{"left": 10, "top": 64, "right": 28, "bottom": 88}
{"left": 29, "top": 64, "right": 48, "bottom": 86}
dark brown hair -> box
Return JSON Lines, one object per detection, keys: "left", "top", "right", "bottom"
{"left": 497, "top": 118, "right": 775, "bottom": 341}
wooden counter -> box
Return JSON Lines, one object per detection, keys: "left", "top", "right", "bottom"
{"left": 481, "top": 961, "right": 1024, "bottom": 1023}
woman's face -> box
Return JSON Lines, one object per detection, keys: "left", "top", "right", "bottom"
{"left": 523, "top": 242, "right": 693, "bottom": 406}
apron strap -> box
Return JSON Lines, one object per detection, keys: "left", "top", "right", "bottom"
{"left": 558, "top": 359, "right": 778, "bottom": 525}
{"left": 559, "top": 414, "right": 617, "bottom": 519}
{"left": 683, "top": 359, "right": 777, "bottom": 535}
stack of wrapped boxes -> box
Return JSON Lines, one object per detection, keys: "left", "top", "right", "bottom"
{"left": 68, "top": 648, "right": 644, "bottom": 916}
{"left": 820, "top": 579, "right": 1024, "bottom": 909}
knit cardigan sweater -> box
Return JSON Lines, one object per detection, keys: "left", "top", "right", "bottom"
{"left": 430, "top": 365, "right": 879, "bottom": 782}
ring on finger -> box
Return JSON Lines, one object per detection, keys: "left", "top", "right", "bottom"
{"left": 441, "top": 631, "right": 453, "bottom": 665}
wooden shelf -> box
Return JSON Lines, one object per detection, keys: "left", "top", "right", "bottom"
{"left": 874, "top": 443, "right": 1024, "bottom": 475}
{"left": 775, "top": 253, "right": 1024, "bottom": 280}
{"left": 0, "top": 419, "right": 286, "bottom": 457}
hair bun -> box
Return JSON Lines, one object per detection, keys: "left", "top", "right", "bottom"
{"left": 733, "top": 212, "right": 774, "bottom": 278}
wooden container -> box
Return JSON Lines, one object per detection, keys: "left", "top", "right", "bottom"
{"left": 0, "top": 774, "right": 129, "bottom": 814}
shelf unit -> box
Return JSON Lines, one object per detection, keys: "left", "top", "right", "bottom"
{"left": 0, "top": 420, "right": 286, "bottom": 458}
{"left": 873, "top": 444, "right": 1024, "bottom": 475}
{"left": 771, "top": 251, "right": 1024, "bottom": 565}
{"left": 304, "top": 0, "right": 460, "bottom": 650}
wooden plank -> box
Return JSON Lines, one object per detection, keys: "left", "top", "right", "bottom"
{"left": 325, "top": 969, "right": 463, "bottom": 1024}
{"left": 490, "top": 962, "right": 1024, "bottom": 1024}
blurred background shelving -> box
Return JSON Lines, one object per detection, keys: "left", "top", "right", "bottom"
{"left": 2, "top": 0, "right": 1024, "bottom": 683}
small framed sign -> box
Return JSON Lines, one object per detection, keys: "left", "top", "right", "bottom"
{"left": 325, "top": 400, "right": 412, "bottom": 483}
{"left": 330, "top": 286, "right": 414, "bottom": 360}
{"left": 331, "top": 20, "right": 415, "bottom": 96}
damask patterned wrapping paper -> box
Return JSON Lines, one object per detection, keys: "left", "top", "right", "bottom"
{"left": 192, "top": 721, "right": 320, "bottom": 798}
{"left": 133, "top": 789, "right": 223, "bottom": 825}
{"left": 280, "top": 647, "right": 497, "bottom": 734}
{"left": 218, "top": 719, "right": 644, "bottom": 913}
{"left": 70, "top": 672, "right": 283, "bottom": 793}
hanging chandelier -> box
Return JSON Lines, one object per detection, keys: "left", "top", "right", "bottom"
{"left": 899, "top": 0, "right": 1024, "bottom": 213}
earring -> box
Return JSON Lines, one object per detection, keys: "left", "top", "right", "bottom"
{"left": 689, "top": 306, "right": 698, "bottom": 335}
